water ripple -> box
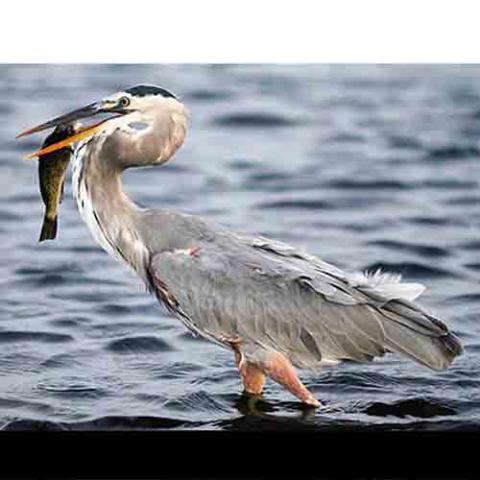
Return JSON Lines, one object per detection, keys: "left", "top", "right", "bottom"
{"left": 214, "top": 112, "right": 299, "bottom": 128}
{"left": 0, "top": 331, "right": 72, "bottom": 343}
{"left": 425, "top": 145, "right": 480, "bottom": 161}
{"left": 368, "top": 240, "right": 450, "bottom": 258}
{"left": 363, "top": 261, "right": 453, "bottom": 279}
{"left": 1, "top": 65, "right": 479, "bottom": 432}
{"left": 106, "top": 336, "right": 175, "bottom": 354}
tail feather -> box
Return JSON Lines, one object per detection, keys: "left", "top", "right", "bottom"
{"left": 379, "top": 300, "right": 463, "bottom": 370}
{"left": 39, "top": 216, "right": 57, "bottom": 242}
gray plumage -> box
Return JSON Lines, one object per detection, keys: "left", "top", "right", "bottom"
{"left": 20, "top": 85, "right": 463, "bottom": 394}
{"left": 145, "top": 216, "right": 461, "bottom": 372}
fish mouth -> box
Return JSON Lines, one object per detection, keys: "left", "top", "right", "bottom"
{"left": 16, "top": 101, "right": 127, "bottom": 159}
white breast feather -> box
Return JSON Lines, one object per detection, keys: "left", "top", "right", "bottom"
{"left": 72, "top": 141, "right": 149, "bottom": 279}
{"left": 71, "top": 142, "right": 121, "bottom": 262}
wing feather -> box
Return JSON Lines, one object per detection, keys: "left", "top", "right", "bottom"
{"left": 148, "top": 235, "right": 462, "bottom": 371}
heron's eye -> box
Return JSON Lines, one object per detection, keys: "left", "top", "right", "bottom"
{"left": 118, "top": 96, "right": 130, "bottom": 108}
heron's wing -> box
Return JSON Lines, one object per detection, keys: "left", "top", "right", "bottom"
{"left": 148, "top": 235, "right": 461, "bottom": 371}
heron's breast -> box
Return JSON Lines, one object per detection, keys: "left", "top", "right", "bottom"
{"left": 71, "top": 144, "right": 120, "bottom": 260}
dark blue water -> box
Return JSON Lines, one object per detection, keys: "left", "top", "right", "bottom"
{"left": 1, "top": 65, "right": 479, "bottom": 431}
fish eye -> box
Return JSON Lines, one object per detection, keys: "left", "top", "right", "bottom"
{"left": 118, "top": 96, "right": 130, "bottom": 108}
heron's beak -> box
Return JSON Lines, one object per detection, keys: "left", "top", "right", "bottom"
{"left": 16, "top": 101, "right": 124, "bottom": 159}
{"left": 22, "top": 120, "right": 108, "bottom": 160}
{"left": 17, "top": 102, "right": 102, "bottom": 139}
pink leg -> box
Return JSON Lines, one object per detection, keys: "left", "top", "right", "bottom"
{"left": 208, "top": 331, "right": 319, "bottom": 406}
{"left": 207, "top": 331, "right": 266, "bottom": 395}
{"left": 239, "top": 361, "right": 266, "bottom": 395}
{"left": 230, "top": 339, "right": 266, "bottom": 395}
{"left": 261, "top": 351, "right": 320, "bottom": 407}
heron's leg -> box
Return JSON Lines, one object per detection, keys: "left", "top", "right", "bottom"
{"left": 210, "top": 332, "right": 266, "bottom": 395}
{"left": 238, "top": 359, "right": 266, "bottom": 395}
{"left": 261, "top": 351, "right": 320, "bottom": 407}
{"left": 206, "top": 331, "right": 318, "bottom": 405}
{"left": 228, "top": 338, "right": 266, "bottom": 395}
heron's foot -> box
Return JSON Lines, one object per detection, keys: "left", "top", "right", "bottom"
{"left": 303, "top": 397, "right": 322, "bottom": 408}
{"left": 241, "top": 390, "right": 264, "bottom": 409}
{"left": 260, "top": 351, "right": 321, "bottom": 408}
{"left": 236, "top": 391, "right": 273, "bottom": 416}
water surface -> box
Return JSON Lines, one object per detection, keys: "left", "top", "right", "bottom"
{"left": 1, "top": 65, "right": 479, "bottom": 430}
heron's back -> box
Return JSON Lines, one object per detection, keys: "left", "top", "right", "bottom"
{"left": 143, "top": 212, "right": 463, "bottom": 372}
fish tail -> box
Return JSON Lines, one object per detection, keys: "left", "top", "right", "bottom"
{"left": 39, "top": 215, "right": 58, "bottom": 242}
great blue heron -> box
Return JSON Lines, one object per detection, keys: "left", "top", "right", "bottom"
{"left": 17, "top": 84, "right": 463, "bottom": 407}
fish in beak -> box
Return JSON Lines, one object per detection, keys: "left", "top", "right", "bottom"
{"left": 16, "top": 100, "right": 126, "bottom": 159}
{"left": 21, "top": 119, "right": 109, "bottom": 160}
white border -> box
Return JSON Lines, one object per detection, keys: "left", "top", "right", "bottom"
{"left": 2, "top": 0, "right": 480, "bottom": 62}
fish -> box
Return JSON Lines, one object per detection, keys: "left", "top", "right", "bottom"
{"left": 37, "top": 123, "right": 76, "bottom": 242}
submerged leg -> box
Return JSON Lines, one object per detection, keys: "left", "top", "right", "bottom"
{"left": 229, "top": 337, "right": 266, "bottom": 395}
{"left": 261, "top": 351, "right": 320, "bottom": 407}
{"left": 239, "top": 360, "right": 266, "bottom": 395}
{"left": 208, "top": 331, "right": 318, "bottom": 406}
{"left": 206, "top": 331, "right": 267, "bottom": 396}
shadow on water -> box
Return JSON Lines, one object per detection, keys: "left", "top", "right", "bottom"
{"left": 0, "top": 394, "right": 472, "bottom": 432}
{"left": 1, "top": 416, "right": 201, "bottom": 431}
{"left": 216, "top": 394, "right": 463, "bottom": 431}
{"left": 365, "top": 398, "right": 456, "bottom": 419}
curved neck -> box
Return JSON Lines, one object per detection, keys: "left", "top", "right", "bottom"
{"left": 73, "top": 143, "right": 149, "bottom": 279}
{"left": 72, "top": 100, "right": 189, "bottom": 281}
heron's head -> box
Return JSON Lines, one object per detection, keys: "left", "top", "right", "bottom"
{"left": 17, "top": 84, "right": 188, "bottom": 159}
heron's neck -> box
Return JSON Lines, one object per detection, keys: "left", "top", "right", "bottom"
{"left": 72, "top": 142, "right": 149, "bottom": 279}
